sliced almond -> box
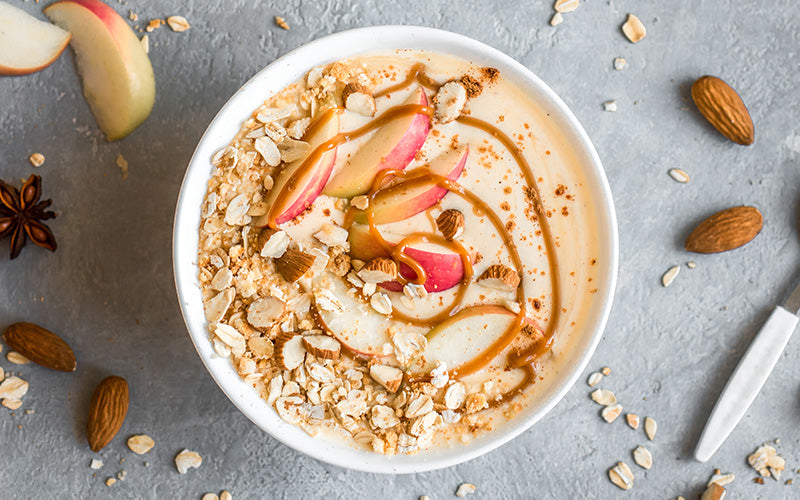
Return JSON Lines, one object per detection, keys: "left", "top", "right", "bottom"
{"left": 436, "top": 209, "right": 465, "bottom": 241}
{"left": 444, "top": 382, "right": 466, "bottom": 410}
{"left": 608, "top": 461, "right": 634, "bottom": 490}
{"left": 358, "top": 257, "right": 398, "bottom": 283}
{"left": 205, "top": 288, "right": 234, "bottom": 323}
{"left": 258, "top": 229, "right": 290, "bottom": 258}
{"left": 246, "top": 296, "right": 285, "bottom": 328}
{"left": 477, "top": 264, "right": 520, "bottom": 292}
{"left": 601, "top": 403, "right": 623, "bottom": 423}
{"left": 591, "top": 389, "right": 617, "bottom": 406}
{"left": 275, "top": 334, "right": 306, "bottom": 370}
{"left": 433, "top": 81, "right": 468, "bottom": 124}
{"left": 633, "top": 446, "right": 653, "bottom": 469}
{"left": 313, "top": 288, "right": 345, "bottom": 314}
{"left": 626, "top": 413, "right": 640, "bottom": 430}
{"left": 369, "top": 364, "right": 403, "bottom": 393}
{"left": 644, "top": 416, "right": 657, "bottom": 440}
{"left": 622, "top": 14, "right": 646, "bottom": 43}
{"left": 275, "top": 249, "right": 315, "bottom": 282}
{"left": 302, "top": 335, "right": 341, "bottom": 360}
{"left": 342, "top": 83, "right": 376, "bottom": 117}
{"left": 254, "top": 136, "right": 281, "bottom": 167}
{"left": 370, "top": 292, "right": 393, "bottom": 315}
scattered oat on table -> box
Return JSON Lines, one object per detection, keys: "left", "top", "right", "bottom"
{"left": 608, "top": 461, "right": 634, "bottom": 490}
{"left": 601, "top": 403, "right": 623, "bottom": 423}
{"left": 707, "top": 472, "right": 735, "bottom": 487}
{"left": 455, "top": 483, "right": 477, "bottom": 497}
{"left": 550, "top": 13, "right": 563, "bottom": 26}
{"left": 587, "top": 372, "right": 603, "bottom": 387}
{"left": 167, "top": 16, "right": 190, "bottom": 32}
{"left": 687, "top": 261, "right": 696, "bottom": 269}
{"left": 7, "top": 351, "right": 30, "bottom": 365}
{"left": 220, "top": 491, "right": 232, "bottom": 500}
{"left": 140, "top": 35, "right": 149, "bottom": 54}
{"left": 601, "top": 366, "right": 611, "bottom": 376}
{"left": 127, "top": 434, "right": 155, "bottom": 455}
{"left": 626, "top": 413, "right": 640, "bottom": 430}
{"left": 603, "top": 100, "right": 618, "bottom": 112}
{"left": 275, "top": 16, "right": 289, "bottom": 30}
{"left": 668, "top": 168, "right": 690, "bottom": 183}
{"left": 644, "top": 417, "right": 657, "bottom": 440}
{"left": 554, "top": 0, "right": 579, "bottom": 13}
{"left": 174, "top": 449, "right": 202, "bottom": 474}
{"left": 662, "top": 265, "right": 680, "bottom": 287}
{"left": 633, "top": 446, "right": 653, "bottom": 469}
{"left": 614, "top": 57, "right": 626, "bottom": 70}
{"left": 622, "top": 13, "right": 646, "bottom": 43}
{"left": 202, "top": 494, "right": 219, "bottom": 500}
{"left": 105, "top": 478, "right": 116, "bottom": 487}
{"left": 591, "top": 389, "right": 617, "bottom": 406}
{"left": 90, "top": 459, "right": 103, "bottom": 470}
{"left": 28, "top": 153, "right": 45, "bottom": 167}
{"left": 116, "top": 470, "right": 126, "bottom": 481}
{"left": 748, "top": 444, "right": 786, "bottom": 480}
{"left": 700, "top": 483, "right": 726, "bottom": 500}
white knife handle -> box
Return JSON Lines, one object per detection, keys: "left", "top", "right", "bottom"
{"left": 694, "top": 306, "right": 799, "bottom": 462}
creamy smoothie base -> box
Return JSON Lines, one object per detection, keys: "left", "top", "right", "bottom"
{"left": 197, "top": 50, "right": 601, "bottom": 454}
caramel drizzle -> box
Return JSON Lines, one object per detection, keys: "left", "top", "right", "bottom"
{"left": 282, "top": 64, "right": 561, "bottom": 404}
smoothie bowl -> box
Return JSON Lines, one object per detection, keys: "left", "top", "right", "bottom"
{"left": 173, "top": 26, "right": 617, "bottom": 473}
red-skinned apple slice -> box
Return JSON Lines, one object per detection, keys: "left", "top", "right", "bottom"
{"left": 44, "top": 0, "right": 155, "bottom": 141}
{"left": 407, "top": 305, "right": 529, "bottom": 376}
{"left": 312, "top": 277, "right": 427, "bottom": 357}
{"left": 353, "top": 146, "right": 468, "bottom": 225}
{"left": 261, "top": 113, "right": 340, "bottom": 226}
{"left": 0, "top": 2, "right": 71, "bottom": 76}
{"left": 347, "top": 224, "right": 465, "bottom": 293}
{"left": 323, "top": 87, "right": 430, "bottom": 198}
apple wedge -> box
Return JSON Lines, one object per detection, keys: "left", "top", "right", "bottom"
{"left": 44, "top": 0, "right": 155, "bottom": 141}
{"left": 0, "top": 2, "right": 71, "bottom": 76}
{"left": 313, "top": 277, "right": 427, "bottom": 357}
{"left": 407, "top": 305, "right": 520, "bottom": 376}
{"left": 353, "top": 146, "right": 468, "bottom": 225}
{"left": 323, "top": 87, "right": 430, "bottom": 198}
{"left": 348, "top": 224, "right": 465, "bottom": 293}
{"left": 262, "top": 112, "right": 340, "bottom": 226}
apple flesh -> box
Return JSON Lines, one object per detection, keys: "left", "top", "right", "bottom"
{"left": 262, "top": 113, "right": 340, "bottom": 226}
{"left": 353, "top": 146, "right": 468, "bottom": 225}
{"left": 44, "top": 0, "right": 155, "bottom": 141}
{"left": 323, "top": 87, "right": 430, "bottom": 198}
{"left": 313, "top": 277, "right": 427, "bottom": 357}
{"left": 348, "top": 224, "right": 465, "bottom": 293}
{"left": 407, "top": 305, "right": 518, "bottom": 375}
{"left": 0, "top": 2, "right": 71, "bottom": 76}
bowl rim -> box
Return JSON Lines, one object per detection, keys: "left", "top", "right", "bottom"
{"left": 173, "top": 25, "right": 618, "bottom": 474}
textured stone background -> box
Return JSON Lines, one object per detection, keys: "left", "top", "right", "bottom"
{"left": 2, "top": 0, "right": 800, "bottom": 498}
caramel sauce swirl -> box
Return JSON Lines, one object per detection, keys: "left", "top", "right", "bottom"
{"left": 276, "top": 64, "right": 562, "bottom": 406}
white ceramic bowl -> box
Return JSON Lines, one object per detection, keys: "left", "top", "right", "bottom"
{"left": 173, "top": 26, "right": 618, "bottom": 474}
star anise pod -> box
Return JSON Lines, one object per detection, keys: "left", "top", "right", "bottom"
{"left": 0, "top": 174, "right": 57, "bottom": 260}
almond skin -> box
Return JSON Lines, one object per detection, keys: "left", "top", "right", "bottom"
{"left": 685, "top": 206, "right": 763, "bottom": 253}
{"left": 87, "top": 376, "right": 129, "bottom": 452}
{"left": 3, "top": 322, "right": 76, "bottom": 372}
{"left": 691, "top": 76, "right": 754, "bottom": 145}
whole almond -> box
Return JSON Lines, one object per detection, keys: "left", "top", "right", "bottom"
{"left": 3, "top": 322, "right": 76, "bottom": 372}
{"left": 87, "top": 376, "right": 129, "bottom": 452}
{"left": 685, "top": 206, "right": 763, "bottom": 253}
{"left": 691, "top": 76, "right": 754, "bottom": 145}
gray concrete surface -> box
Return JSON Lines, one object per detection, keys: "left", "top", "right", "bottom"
{"left": 2, "top": 0, "right": 799, "bottom": 498}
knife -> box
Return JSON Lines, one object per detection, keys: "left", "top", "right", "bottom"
{"left": 694, "top": 279, "right": 800, "bottom": 462}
